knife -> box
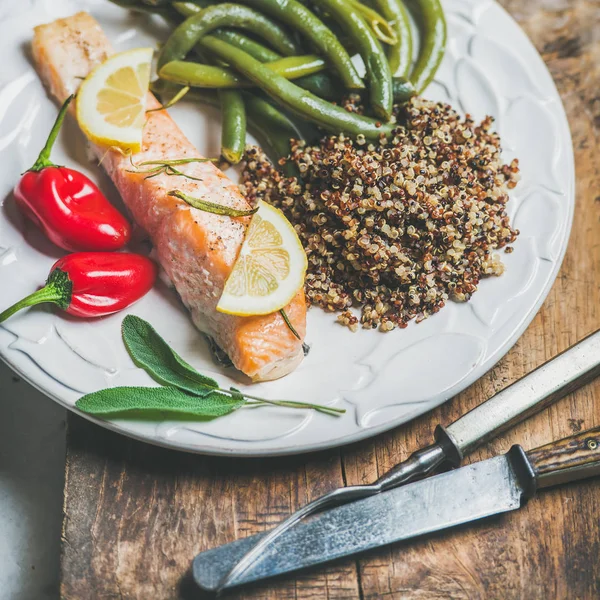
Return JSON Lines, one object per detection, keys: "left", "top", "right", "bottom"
{"left": 194, "top": 425, "right": 600, "bottom": 591}
{"left": 213, "top": 328, "right": 600, "bottom": 590}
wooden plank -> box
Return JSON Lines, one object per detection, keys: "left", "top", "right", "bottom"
{"left": 60, "top": 1, "right": 600, "bottom": 598}
{"left": 60, "top": 424, "right": 360, "bottom": 599}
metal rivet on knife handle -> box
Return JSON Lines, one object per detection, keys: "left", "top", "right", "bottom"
{"left": 525, "top": 425, "right": 600, "bottom": 489}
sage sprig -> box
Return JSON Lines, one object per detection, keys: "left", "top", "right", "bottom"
{"left": 75, "top": 316, "right": 344, "bottom": 420}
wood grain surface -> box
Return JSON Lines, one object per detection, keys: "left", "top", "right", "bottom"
{"left": 60, "top": 1, "right": 600, "bottom": 598}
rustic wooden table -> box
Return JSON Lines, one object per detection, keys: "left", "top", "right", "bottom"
{"left": 60, "top": 1, "right": 600, "bottom": 598}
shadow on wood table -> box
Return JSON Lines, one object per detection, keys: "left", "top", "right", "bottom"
{"left": 60, "top": 0, "right": 600, "bottom": 598}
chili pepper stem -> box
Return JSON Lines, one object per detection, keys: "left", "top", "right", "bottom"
{"left": 29, "top": 95, "right": 75, "bottom": 172}
{"left": 0, "top": 269, "right": 72, "bottom": 323}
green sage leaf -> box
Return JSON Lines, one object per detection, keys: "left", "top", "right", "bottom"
{"left": 122, "top": 315, "right": 218, "bottom": 395}
{"left": 76, "top": 386, "right": 246, "bottom": 418}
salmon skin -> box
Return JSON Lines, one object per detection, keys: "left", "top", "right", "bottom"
{"left": 31, "top": 12, "right": 306, "bottom": 381}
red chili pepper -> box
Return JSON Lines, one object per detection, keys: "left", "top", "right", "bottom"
{"left": 0, "top": 253, "right": 157, "bottom": 322}
{"left": 14, "top": 95, "right": 131, "bottom": 252}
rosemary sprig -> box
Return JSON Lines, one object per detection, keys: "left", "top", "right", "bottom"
{"left": 126, "top": 157, "right": 215, "bottom": 181}
{"left": 169, "top": 190, "right": 258, "bottom": 217}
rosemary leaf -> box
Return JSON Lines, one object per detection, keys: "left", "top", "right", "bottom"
{"left": 135, "top": 157, "right": 215, "bottom": 167}
{"left": 169, "top": 190, "right": 258, "bottom": 217}
{"left": 280, "top": 308, "right": 301, "bottom": 340}
{"left": 166, "top": 165, "right": 204, "bottom": 181}
{"left": 126, "top": 157, "right": 215, "bottom": 182}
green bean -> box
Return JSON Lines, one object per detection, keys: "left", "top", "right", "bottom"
{"left": 372, "top": 0, "right": 413, "bottom": 77}
{"left": 172, "top": 0, "right": 211, "bottom": 14}
{"left": 184, "top": 33, "right": 246, "bottom": 164}
{"left": 200, "top": 37, "right": 393, "bottom": 139}
{"left": 269, "top": 55, "right": 326, "bottom": 79}
{"left": 157, "top": 3, "right": 301, "bottom": 70}
{"left": 172, "top": 2, "right": 339, "bottom": 99}
{"left": 209, "top": 30, "right": 281, "bottom": 61}
{"left": 217, "top": 35, "right": 341, "bottom": 99}
{"left": 160, "top": 62, "right": 250, "bottom": 88}
{"left": 173, "top": 17, "right": 249, "bottom": 166}
{"left": 218, "top": 90, "right": 246, "bottom": 163}
{"left": 348, "top": 0, "right": 397, "bottom": 45}
{"left": 392, "top": 77, "right": 416, "bottom": 102}
{"left": 309, "top": 0, "right": 393, "bottom": 120}
{"left": 108, "top": 0, "right": 180, "bottom": 22}
{"left": 151, "top": 81, "right": 301, "bottom": 176}
{"left": 235, "top": 0, "right": 364, "bottom": 90}
{"left": 296, "top": 73, "right": 338, "bottom": 100}
{"left": 214, "top": 38, "right": 337, "bottom": 100}
{"left": 160, "top": 55, "right": 326, "bottom": 88}
{"left": 214, "top": 40, "right": 338, "bottom": 100}
{"left": 172, "top": 3, "right": 287, "bottom": 62}
{"left": 408, "top": 0, "right": 447, "bottom": 93}
{"left": 167, "top": 2, "right": 339, "bottom": 99}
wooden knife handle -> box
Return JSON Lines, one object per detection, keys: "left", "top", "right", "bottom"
{"left": 526, "top": 426, "right": 600, "bottom": 489}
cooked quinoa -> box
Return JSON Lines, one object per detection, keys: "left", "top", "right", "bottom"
{"left": 242, "top": 97, "right": 520, "bottom": 332}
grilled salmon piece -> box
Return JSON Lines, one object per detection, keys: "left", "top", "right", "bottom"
{"left": 32, "top": 12, "right": 306, "bottom": 381}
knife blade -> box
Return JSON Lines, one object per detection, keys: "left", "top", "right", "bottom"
{"left": 195, "top": 454, "right": 525, "bottom": 591}
{"left": 194, "top": 426, "right": 600, "bottom": 592}
{"left": 215, "top": 328, "right": 600, "bottom": 590}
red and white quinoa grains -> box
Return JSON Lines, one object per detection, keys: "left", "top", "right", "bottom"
{"left": 242, "top": 98, "right": 520, "bottom": 332}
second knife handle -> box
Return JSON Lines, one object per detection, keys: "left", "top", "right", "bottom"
{"left": 441, "top": 329, "right": 600, "bottom": 460}
{"left": 526, "top": 426, "right": 600, "bottom": 489}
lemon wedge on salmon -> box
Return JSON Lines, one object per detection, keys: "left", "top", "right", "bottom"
{"left": 217, "top": 201, "right": 307, "bottom": 316}
{"left": 76, "top": 48, "right": 153, "bottom": 153}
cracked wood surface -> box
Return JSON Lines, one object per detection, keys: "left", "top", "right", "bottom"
{"left": 60, "top": 1, "right": 600, "bottom": 598}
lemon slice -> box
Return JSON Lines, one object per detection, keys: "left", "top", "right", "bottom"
{"left": 217, "top": 201, "right": 307, "bottom": 316}
{"left": 76, "top": 48, "right": 153, "bottom": 153}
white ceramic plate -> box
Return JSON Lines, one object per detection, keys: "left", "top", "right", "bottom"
{"left": 0, "top": 0, "right": 574, "bottom": 456}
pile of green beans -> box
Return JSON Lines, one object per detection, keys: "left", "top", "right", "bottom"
{"left": 110, "top": 0, "right": 447, "bottom": 166}
{"left": 152, "top": 80, "right": 302, "bottom": 177}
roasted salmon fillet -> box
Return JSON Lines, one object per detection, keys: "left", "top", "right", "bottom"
{"left": 31, "top": 12, "right": 306, "bottom": 381}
